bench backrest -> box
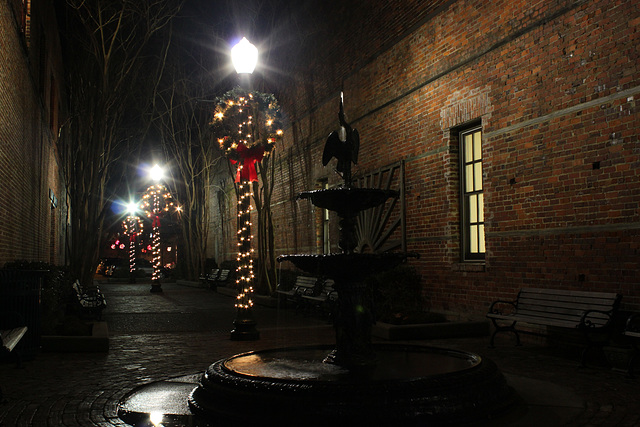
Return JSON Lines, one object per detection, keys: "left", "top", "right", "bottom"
{"left": 517, "top": 288, "right": 621, "bottom": 327}
{"left": 294, "top": 276, "right": 318, "bottom": 295}
{"left": 319, "top": 279, "right": 337, "bottom": 298}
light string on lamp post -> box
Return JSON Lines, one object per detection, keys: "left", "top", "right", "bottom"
{"left": 212, "top": 88, "right": 283, "bottom": 340}
{"left": 141, "top": 165, "right": 174, "bottom": 292}
{"left": 122, "top": 214, "right": 143, "bottom": 278}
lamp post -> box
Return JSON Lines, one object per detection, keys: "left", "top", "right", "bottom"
{"left": 143, "top": 164, "right": 169, "bottom": 293}
{"left": 230, "top": 37, "right": 260, "bottom": 341}
{"left": 124, "top": 202, "right": 143, "bottom": 283}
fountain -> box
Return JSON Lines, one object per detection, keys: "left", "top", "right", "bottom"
{"left": 188, "top": 96, "right": 516, "bottom": 425}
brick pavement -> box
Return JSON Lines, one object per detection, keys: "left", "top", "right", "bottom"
{"left": 0, "top": 281, "right": 638, "bottom": 426}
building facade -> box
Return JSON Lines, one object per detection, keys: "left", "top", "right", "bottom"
{"left": 210, "top": 0, "right": 639, "bottom": 318}
{"left": 0, "top": 0, "right": 67, "bottom": 266}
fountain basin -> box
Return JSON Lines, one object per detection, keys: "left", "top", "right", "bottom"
{"left": 298, "top": 187, "right": 398, "bottom": 217}
{"left": 188, "top": 344, "right": 516, "bottom": 426}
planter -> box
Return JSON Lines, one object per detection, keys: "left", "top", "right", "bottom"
{"left": 41, "top": 321, "right": 109, "bottom": 352}
{"left": 372, "top": 319, "right": 490, "bottom": 341}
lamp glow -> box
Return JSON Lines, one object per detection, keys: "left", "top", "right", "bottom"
{"left": 149, "top": 164, "right": 164, "bottom": 182}
{"left": 231, "top": 37, "right": 258, "bottom": 74}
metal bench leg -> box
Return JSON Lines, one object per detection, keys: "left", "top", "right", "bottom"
{"left": 489, "top": 320, "right": 521, "bottom": 347}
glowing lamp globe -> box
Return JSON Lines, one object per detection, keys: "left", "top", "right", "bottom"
{"left": 231, "top": 37, "right": 258, "bottom": 74}
{"left": 126, "top": 202, "right": 138, "bottom": 216}
{"left": 149, "top": 164, "right": 164, "bottom": 182}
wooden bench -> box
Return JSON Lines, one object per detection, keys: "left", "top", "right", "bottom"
{"left": 302, "top": 279, "right": 338, "bottom": 318}
{"left": 73, "top": 280, "right": 107, "bottom": 320}
{"left": 214, "top": 269, "right": 231, "bottom": 289}
{"left": 0, "top": 322, "right": 28, "bottom": 400}
{"left": 1, "top": 326, "right": 27, "bottom": 362}
{"left": 623, "top": 313, "right": 639, "bottom": 377}
{"left": 276, "top": 276, "right": 318, "bottom": 309}
{"left": 487, "top": 288, "right": 621, "bottom": 365}
{"left": 201, "top": 269, "right": 220, "bottom": 289}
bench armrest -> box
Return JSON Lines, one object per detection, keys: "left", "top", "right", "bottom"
{"left": 579, "top": 309, "right": 613, "bottom": 329}
{"left": 488, "top": 299, "right": 517, "bottom": 316}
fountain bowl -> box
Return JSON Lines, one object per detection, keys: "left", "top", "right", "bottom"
{"left": 188, "top": 343, "right": 516, "bottom": 426}
{"left": 297, "top": 187, "right": 398, "bottom": 217}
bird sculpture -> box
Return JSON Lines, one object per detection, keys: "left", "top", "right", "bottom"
{"left": 322, "top": 94, "right": 360, "bottom": 185}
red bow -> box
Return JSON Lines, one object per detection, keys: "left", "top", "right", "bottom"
{"left": 129, "top": 232, "right": 137, "bottom": 242}
{"left": 152, "top": 216, "right": 161, "bottom": 228}
{"left": 231, "top": 142, "right": 265, "bottom": 182}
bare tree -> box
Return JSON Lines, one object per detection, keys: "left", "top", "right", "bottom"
{"left": 57, "top": 0, "right": 182, "bottom": 284}
{"left": 155, "top": 78, "right": 221, "bottom": 280}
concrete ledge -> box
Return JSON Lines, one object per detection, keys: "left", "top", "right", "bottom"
{"left": 372, "top": 320, "right": 490, "bottom": 341}
{"left": 41, "top": 321, "right": 109, "bottom": 352}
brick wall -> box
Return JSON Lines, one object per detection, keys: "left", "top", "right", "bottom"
{"left": 210, "top": 0, "right": 640, "bottom": 316}
{"left": 0, "top": 0, "right": 67, "bottom": 266}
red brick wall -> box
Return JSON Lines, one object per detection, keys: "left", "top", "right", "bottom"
{"left": 210, "top": 0, "right": 640, "bottom": 316}
{"left": 0, "top": 0, "right": 67, "bottom": 266}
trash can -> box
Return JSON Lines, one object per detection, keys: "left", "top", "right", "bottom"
{"left": 0, "top": 269, "right": 46, "bottom": 359}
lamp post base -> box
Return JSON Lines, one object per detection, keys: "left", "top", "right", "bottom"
{"left": 150, "top": 281, "right": 163, "bottom": 293}
{"left": 230, "top": 309, "right": 260, "bottom": 341}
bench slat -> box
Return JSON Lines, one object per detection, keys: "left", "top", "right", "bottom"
{"left": 0, "top": 326, "right": 28, "bottom": 352}
{"left": 520, "top": 288, "right": 620, "bottom": 300}
{"left": 519, "top": 293, "right": 619, "bottom": 306}
{"left": 515, "top": 310, "right": 610, "bottom": 327}
{"left": 488, "top": 313, "right": 579, "bottom": 328}
{"left": 517, "top": 301, "right": 613, "bottom": 315}
{"left": 517, "top": 306, "right": 610, "bottom": 319}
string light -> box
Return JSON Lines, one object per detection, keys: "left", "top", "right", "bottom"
{"left": 141, "top": 184, "right": 173, "bottom": 281}
{"left": 122, "top": 215, "right": 143, "bottom": 273}
{"left": 211, "top": 88, "right": 283, "bottom": 317}
{"left": 235, "top": 178, "right": 255, "bottom": 309}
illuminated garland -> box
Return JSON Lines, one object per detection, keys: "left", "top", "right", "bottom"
{"left": 211, "top": 88, "right": 283, "bottom": 310}
{"left": 236, "top": 182, "right": 255, "bottom": 309}
{"left": 122, "top": 216, "right": 144, "bottom": 273}
{"left": 141, "top": 184, "right": 174, "bottom": 281}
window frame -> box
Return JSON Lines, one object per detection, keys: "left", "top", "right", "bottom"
{"left": 459, "top": 125, "right": 485, "bottom": 262}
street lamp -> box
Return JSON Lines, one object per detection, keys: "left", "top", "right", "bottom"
{"left": 143, "top": 164, "right": 169, "bottom": 293}
{"left": 123, "top": 202, "right": 143, "bottom": 284}
{"left": 229, "top": 37, "right": 260, "bottom": 341}
{"left": 231, "top": 37, "right": 258, "bottom": 74}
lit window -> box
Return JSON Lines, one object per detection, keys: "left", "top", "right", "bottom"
{"left": 460, "top": 127, "right": 485, "bottom": 261}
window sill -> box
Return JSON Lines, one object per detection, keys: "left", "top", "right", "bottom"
{"left": 453, "top": 263, "right": 486, "bottom": 273}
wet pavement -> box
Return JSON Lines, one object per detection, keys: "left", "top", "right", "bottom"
{"left": 0, "top": 280, "right": 638, "bottom": 426}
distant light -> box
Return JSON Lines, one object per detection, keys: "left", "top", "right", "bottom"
{"left": 231, "top": 37, "right": 258, "bottom": 74}
{"left": 149, "top": 164, "right": 164, "bottom": 182}
{"left": 126, "top": 202, "right": 138, "bottom": 215}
